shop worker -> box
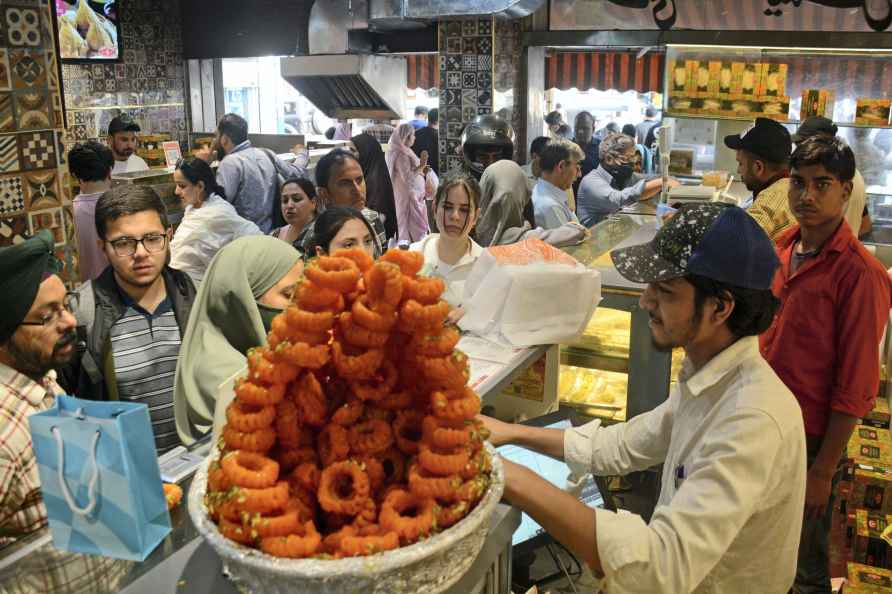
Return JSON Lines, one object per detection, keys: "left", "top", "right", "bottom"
{"left": 59, "top": 186, "right": 196, "bottom": 455}
{"left": 312, "top": 148, "right": 386, "bottom": 256}
{"left": 573, "top": 110, "right": 600, "bottom": 187}
{"left": 792, "top": 116, "right": 870, "bottom": 238}
{"left": 106, "top": 113, "right": 149, "bottom": 175}
{"left": 760, "top": 136, "right": 892, "bottom": 593}
{"left": 69, "top": 141, "right": 114, "bottom": 282}
{"left": 482, "top": 202, "right": 806, "bottom": 593}
{"left": 209, "top": 113, "right": 308, "bottom": 233}
{"left": 531, "top": 139, "right": 583, "bottom": 229}
{"left": 724, "top": 117, "right": 794, "bottom": 240}
{"left": 524, "top": 136, "right": 576, "bottom": 213}
{"left": 0, "top": 231, "right": 74, "bottom": 545}
{"left": 577, "top": 132, "right": 677, "bottom": 227}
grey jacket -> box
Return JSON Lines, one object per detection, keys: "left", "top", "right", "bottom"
{"left": 577, "top": 165, "right": 650, "bottom": 228}
{"left": 216, "top": 141, "right": 308, "bottom": 233}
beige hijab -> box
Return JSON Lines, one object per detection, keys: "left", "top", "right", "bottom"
{"left": 475, "top": 160, "right": 534, "bottom": 247}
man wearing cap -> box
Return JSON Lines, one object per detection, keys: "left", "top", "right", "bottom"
{"left": 760, "top": 136, "right": 891, "bottom": 593}
{"left": 0, "top": 231, "right": 77, "bottom": 545}
{"left": 793, "top": 116, "right": 869, "bottom": 238}
{"left": 481, "top": 203, "right": 806, "bottom": 593}
{"left": 107, "top": 113, "right": 149, "bottom": 175}
{"left": 724, "top": 117, "right": 794, "bottom": 240}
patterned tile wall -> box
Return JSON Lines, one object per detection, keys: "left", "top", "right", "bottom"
{"left": 0, "top": 0, "right": 72, "bottom": 280}
{"left": 437, "top": 19, "right": 494, "bottom": 175}
{"left": 493, "top": 18, "right": 524, "bottom": 163}
{"left": 60, "top": 0, "right": 187, "bottom": 145}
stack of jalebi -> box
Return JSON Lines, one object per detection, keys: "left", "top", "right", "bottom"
{"left": 205, "top": 248, "right": 492, "bottom": 559}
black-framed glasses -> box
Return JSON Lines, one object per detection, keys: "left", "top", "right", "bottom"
{"left": 20, "top": 292, "right": 78, "bottom": 328}
{"left": 107, "top": 233, "right": 167, "bottom": 257}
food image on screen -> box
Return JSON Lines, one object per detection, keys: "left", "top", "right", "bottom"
{"left": 56, "top": 0, "right": 119, "bottom": 60}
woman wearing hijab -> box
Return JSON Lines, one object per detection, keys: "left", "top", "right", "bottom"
{"left": 351, "top": 133, "right": 398, "bottom": 241}
{"left": 386, "top": 123, "right": 431, "bottom": 246}
{"left": 173, "top": 236, "right": 303, "bottom": 445}
{"left": 476, "top": 160, "right": 588, "bottom": 248}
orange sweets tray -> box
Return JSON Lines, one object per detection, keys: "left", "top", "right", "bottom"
{"left": 205, "top": 248, "right": 492, "bottom": 559}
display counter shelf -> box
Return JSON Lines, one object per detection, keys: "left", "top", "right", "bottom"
{"left": 0, "top": 469, "right": 520, "bottom": 594}
{"left": 560, "top": 215, "right": 673, "bottom": 424}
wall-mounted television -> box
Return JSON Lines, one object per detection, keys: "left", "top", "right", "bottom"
{"left": 55, "top": 0, "right": 122, "bottom": 62}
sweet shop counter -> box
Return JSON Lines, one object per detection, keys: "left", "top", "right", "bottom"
{"left": 560, "top": 215, "right": 676, "bottom": 423}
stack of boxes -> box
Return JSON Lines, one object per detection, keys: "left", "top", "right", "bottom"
{"left": 666, "top": 58, "right": 790, "bottom": 120}
{"left": 837, "top": 398, "right": 892, "bottom": 592}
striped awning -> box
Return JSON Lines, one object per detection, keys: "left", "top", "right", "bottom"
{"left": 406, "top": 54, "right": 439, "bottom": 91}
{"left": 546, "top": 50, "right": 665, "bottom": 93}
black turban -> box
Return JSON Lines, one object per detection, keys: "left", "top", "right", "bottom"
{"left": 0, "top": 230, "right": 61, "bottom": 342}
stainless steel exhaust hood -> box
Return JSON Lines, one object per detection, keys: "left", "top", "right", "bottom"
{"left": 280, "top": 0, "right": 545, "bottom": 119}
{"left": 280, "top": 53, "right": 407, "bottom": 120}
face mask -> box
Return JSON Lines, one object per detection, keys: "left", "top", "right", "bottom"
{"left": 605, "top": 163, "right": 634, "bottom": 184}
{"left": 256, "top": 302, "right": 283, "bottom": 333}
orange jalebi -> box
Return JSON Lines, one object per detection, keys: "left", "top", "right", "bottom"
{"left": 207, "top": 247, "right": 493, "bottom": 559}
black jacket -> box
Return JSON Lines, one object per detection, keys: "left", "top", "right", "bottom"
{"left": 58, "top": 266, "right": 197, "bottom": 401}
{"left": 412, "top": 126, "right": 439, "bottom": 175}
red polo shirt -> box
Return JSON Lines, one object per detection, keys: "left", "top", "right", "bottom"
{"left": 760, "top": 220, "right": 891, "bottom": 437}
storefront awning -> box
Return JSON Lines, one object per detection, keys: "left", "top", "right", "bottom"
{"left": 406, "top": 54, "right": 439, "bottom": 91}
{"left": 546, "top": 50, "right": 664, "bottom": 94}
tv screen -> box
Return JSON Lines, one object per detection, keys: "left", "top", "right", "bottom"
{"left": 55, "top": 0, "right": 121, "bottom": 62}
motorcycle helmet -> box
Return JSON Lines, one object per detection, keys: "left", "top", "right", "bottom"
{"left": 460, "top": 114, "right": 515, "bottom": 179}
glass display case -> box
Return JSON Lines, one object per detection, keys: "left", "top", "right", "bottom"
{"left": 560, "top": 215, "right": 681, "bottom": 423}
{"left": 661, "top": 44, "right": 892, "bottom": 245}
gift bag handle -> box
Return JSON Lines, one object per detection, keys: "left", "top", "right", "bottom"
{"left": 51, "top": 421, "right": 101, "bottom": 517}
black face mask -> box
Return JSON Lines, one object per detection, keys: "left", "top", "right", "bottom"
{"left": 605, "top": 163, "right": 634, "bottom": 185}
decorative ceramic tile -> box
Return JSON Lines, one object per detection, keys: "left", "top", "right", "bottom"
{"left": 462, "top": 72, "right": 478, "bottom": 89}
{"left": 443, "top": 89, "right": 461, "bottom": 106}
{"left": 0, "top": 50, "right": 10, "bottom": 91}
{"left": 23, "top": 169, "right": 60, "bottom": 210}
{"left": 44, "top": 45, "right": 58, "bottom": 90}
{"left": 28, "top": 206, "right": 65, "bottom": 246}
{"left": 4, "top": 6, "right": 41, "bottom": 47}
{"left": 478, "top": 55, "right": 492, "bottom": 71}
{"left": 0, "top": 135, "right": 19, "bottom": 173}
{"left": 12, "top": 89, "right": 50, "bottom": 130}
{"left": 0, "top": 93, "right": 13, "bottom": 132}
{"left": 478, "top": 20, "right": 492, "bottom": 35}
{"left": 0, "top": 214, "right": 29, "bottom": 246}
{"left": 0, "top": 174, "right": 24, "bottom": 215}
{"left": 10, "top": 49, "right": 45, "bottom": 89}
{"left": 462, "top": 106, "right": 477, "bottom": 122}
{"left": 446, "top": 37, "right": 461, "bottom": 54}
{"left": 17, "top": 130, "right": 54, "bottom": 170}
{"left": 462, "top": 38, "right": 477, "bottom": 55}
{"left": 55, "top": 130, "right": 66, "bottom": 165}
{"left": 446, "top": 71, "right": 461, "bottom": 89}
{"left": 462, "top": 55, "right": 477, "bottom": 71}
{"left": 462, "top": 21, "right": 477, "bottom": 36}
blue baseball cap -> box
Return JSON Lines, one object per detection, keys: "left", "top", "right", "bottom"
{"left": 611, "top": 203, "right": 779, "bottom": 290}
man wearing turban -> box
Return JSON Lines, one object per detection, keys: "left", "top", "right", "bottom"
{"left": 0, "top": 231, "right": 77, "bottom": 545}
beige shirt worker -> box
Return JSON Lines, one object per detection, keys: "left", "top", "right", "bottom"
{"left": 747, "top": 176, "right": 795, "bottom": 241}
{"left": 845, "top": 169, "right": 866, "bottom": 237}
{"left": 409, "top": 233, "right": 484, "bottom": 307}
{"left": 563, "top": 336, "right": 806, "bottom": 593}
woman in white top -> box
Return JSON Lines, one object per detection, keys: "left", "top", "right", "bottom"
{"left": 410, "top": 171, "right": 483, "bottom": 322}
{"left": 170, "top": 157, "right": 262, "bottom": 285}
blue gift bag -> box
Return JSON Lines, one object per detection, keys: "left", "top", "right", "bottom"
{"left": 28, "top": 396, "right": 171, "bottom": 561}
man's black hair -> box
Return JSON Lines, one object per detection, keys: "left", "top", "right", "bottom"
{"left": 95, "top": 185, "right": 169, "bottom": 240}
{"left": 687, "top": 274, "right": 780, "bottom": 338}
{"left": 217, "top": 113, "right": 249, "bottom": 145}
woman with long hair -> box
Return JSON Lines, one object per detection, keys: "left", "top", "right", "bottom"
{"left": 308, "top": 206, "right": 378, "bottom": 258}
{"left": 351, "top": 133, "right": 397, "bottom": 241}
{"left": 170, "top": 156, "right": 261, "bottom": 284}
{"left": 269, "top": 176, "right": 319, "bottom": 255}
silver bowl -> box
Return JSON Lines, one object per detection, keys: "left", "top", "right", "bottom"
{"left": 188, "top": 443, "right": 505, "bottom": 594}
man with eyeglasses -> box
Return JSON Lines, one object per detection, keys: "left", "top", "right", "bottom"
{"left": 59, "top": 185, "right": 197, "bottom": 455}
{"left": 577, "top": 132, "right": 679, "bottom": 227}
{"left": 530, "top": 139, "right": 584, "bottom": 230}
{"left": 0, "top": 231, "right": 76, "bottom": 545}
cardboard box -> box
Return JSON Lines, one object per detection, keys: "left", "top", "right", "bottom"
{"left": 668, "top": 59, "right": 688, "bottom": 94}
{"left": 685, "top": 60, "right": 699, "bottom": 95}
{"left": 856, "top": 99, "right": 892, "bottom": 126}
{"left": 849, "top": 425, "right": 892, "bottom": 466}
{"left": 740, "top": 63, "right": 760, "bottom": 98}
{"left": 865, "top": 398, "right": 892, "bottom": 429}
{"left": 801, "top": 89, "right": 836, "bottom": 120}
{"left": 707, "top": 61, "right": 722, "bottom": 96}
{"left": 854, "top": 509, "right": 892, "bottom": 569}
{"left": 758, "top": 63, "right": 788, "bottom": 97}
{"left": 759, "top": 96, "right": 790, "bottom": 120}
{"left": 848, "top": 466, "right": 892, "bottom": 516}
{"left": 730, "top": 62, "right": 746, "bottom": 96}
{"left": 845, "top": 562, "right": 892, "bottom": 592}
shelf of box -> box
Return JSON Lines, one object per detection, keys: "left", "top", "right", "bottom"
{"left": 665, "top": 111, "right": 892, "bottom": 129}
